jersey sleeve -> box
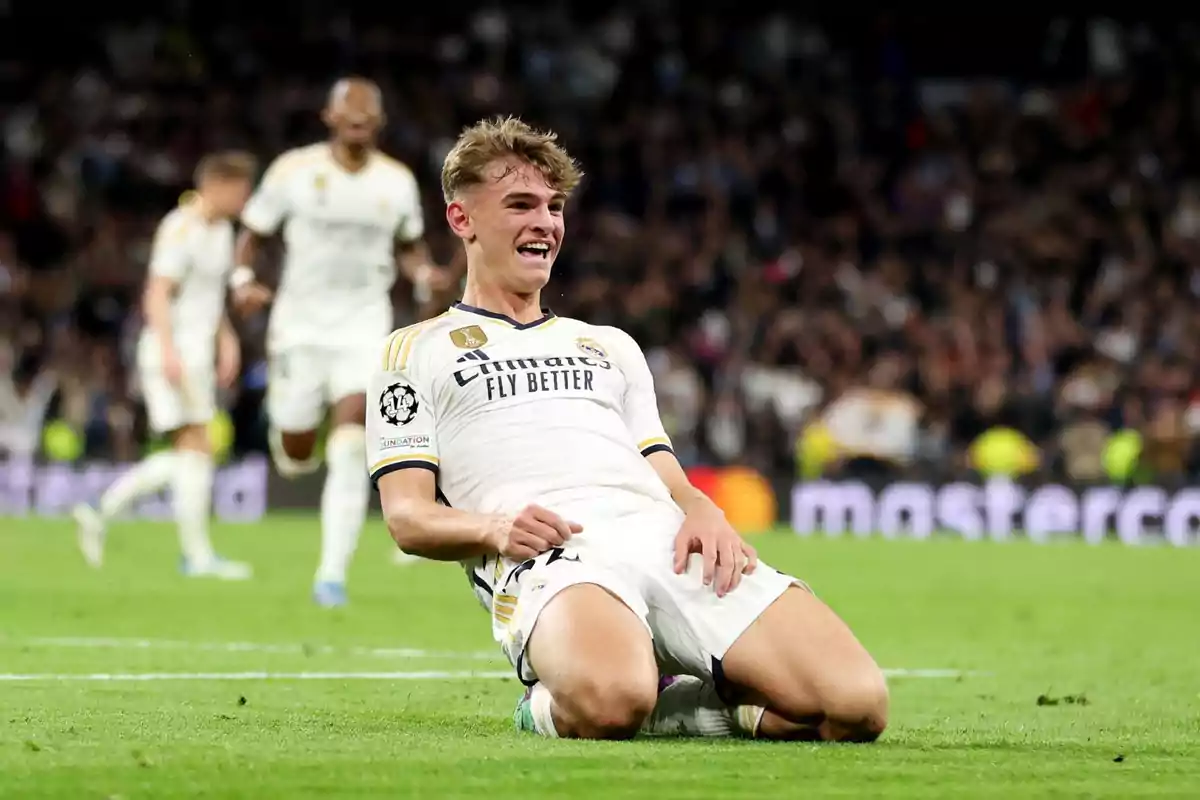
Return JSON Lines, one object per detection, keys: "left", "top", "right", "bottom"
{"left": 366, "top": 329, "right": 440, "bottom": 486}
{"left": 147, "top": 213, "right": 192, "bottom": 281}
{"left": 608, "top": 328, "right": 674, "bottom": 458}
{"left": 240, "top": 154, "right": 292, "bottom": 235}
{"left": 394, "top": 169, "right": 425, "bottom": 243}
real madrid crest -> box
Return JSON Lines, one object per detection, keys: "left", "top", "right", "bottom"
{"left": 314, "top": 173, "right": 327, "bottom": 204}
{"left": 576, "top": 337, "right": 607, "bottom": 359}
{"left": 450, "top": 325, "right": 488, "bottom": 349}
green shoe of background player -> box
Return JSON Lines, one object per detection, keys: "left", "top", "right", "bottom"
{"left": 513, "top": 685, "right": 536, "bottom": 734}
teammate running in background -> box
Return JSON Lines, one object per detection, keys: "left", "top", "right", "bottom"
{"left": 74, "top": 152, "right": 269, "bottom": 579}
{"left": 231, "top": 77, "right": 451, "bottom": 606}
{"left": 367, "top": 117, "right": 889, "bottom": 742}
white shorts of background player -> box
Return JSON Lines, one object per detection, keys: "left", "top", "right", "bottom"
{"left": 137, "top": 337, "right": 217, "bottom": 435}
{"left": 265, "top": 342, "right": 380, "bottom": 433}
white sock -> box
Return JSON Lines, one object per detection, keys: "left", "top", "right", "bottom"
{"left": 529, "top": 682, "right": 560, "bottom": 738}
{"left": 172, "top": 449, "right": 216, "bottom": 566}
{"left": 98, "top": 450, "right": 177, "bottom": 519}
{"left": 315, "top": 425, "right": 368, "bottom": 585}
{"left": 642, "top": 675, "right": 763, "bottom": 738}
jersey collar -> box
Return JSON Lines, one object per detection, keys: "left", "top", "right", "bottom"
{"left": 451, "top": 301, "right": 556, "bottom": 330}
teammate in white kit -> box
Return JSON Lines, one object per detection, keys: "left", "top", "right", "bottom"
{"left": 74, "top": 152, "right": 267, "bottom": 578}
{"left": 232, "top": 78, "right": 450, "bottom": 606}
{"left": 368, "top": 117, "right": 890, "bottom": 742}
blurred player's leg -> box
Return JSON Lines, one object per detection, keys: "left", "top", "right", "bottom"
{"left": 265, "top": 347, "right": 355, "bottom": 605}
{"left": 518, "top": 584, "right": 659, "bottom": 739}
{"left": 171, "top": 424, "right": 251, "bottom": 581}
{"left": 718, "top": 586, "right": 889, "bottom": 742}
{"left": 307, "top": 348, "right": 380, "bottom": 606}
{"left": 77, "top": 354, "right": 246, "bottom": 579}
{"left": 265, "top": 347, "right": 325, "bottom": 478}
{"left": 74, "top": 449, "right": 176, "bottom": 566}
{"left": 313, "top": 393, "right": 370, "bottom": 600}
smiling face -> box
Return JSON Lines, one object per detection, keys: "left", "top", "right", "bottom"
{"left": 446, "top": 158, "right": 566, "bottom": 294}
{"left": 440, "top": 117, "right": 583, "bottom": 297}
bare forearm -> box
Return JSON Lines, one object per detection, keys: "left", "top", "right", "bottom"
{"left": 384, "top": 496, "right": 502, "bottom": 561}
{"left": 645, "top": 450, "right": 724, "bottom": 519}
{"left": 216, "top": 314, "right": 238, "bottom": 352}
{"left": 672, "top": 484, "right": 723, "bottom": 518}
{"left": 395, "top": 239, "right": 433, "bottom": 281}
{"left": 143, "top": 282, "right": 175, "bottom": 349}
{"left": 234, "top": 230, "right": 262, "bottom": 271}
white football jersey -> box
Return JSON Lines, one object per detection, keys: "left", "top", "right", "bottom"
{"left": 241, "top": 143, "right": 424, "bottom": 350}
{"left": 365, "top": 303, "right": 683, "bottom": 609}
{"left": 141, "top": 201, "right": 235, "bottom": 361}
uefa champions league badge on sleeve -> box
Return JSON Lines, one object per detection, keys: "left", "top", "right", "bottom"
{"left": 379, "top": 382, "right": 420, "bottom": 426}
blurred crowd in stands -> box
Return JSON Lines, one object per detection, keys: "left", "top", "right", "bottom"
{"left": 2, "top": 8, "right": 1199, "bottom": 485}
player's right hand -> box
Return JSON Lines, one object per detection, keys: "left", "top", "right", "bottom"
{"left": 489, "top": 504, "right": 582, "bottom": 561}
{"left": 232, "top": 281, "right": 273, "bottom": 317}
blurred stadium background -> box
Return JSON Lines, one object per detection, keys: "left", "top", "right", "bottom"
{"left": 5, "top": 9, "right": 1200, "bottom": 534}
{"left": 3, "top": 7, "right": 1200, "bottom": 798}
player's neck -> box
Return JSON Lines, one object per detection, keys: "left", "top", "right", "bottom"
{"left": 190, "top": 193, "right": 222, "bottom": 222}
{"left": 328, "top": 141, "right": 372, "bottom": 173}
{"left": 460, "top": 276, "right": 543, "bottom": 324}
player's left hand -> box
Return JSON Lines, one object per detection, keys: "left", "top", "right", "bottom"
{"left": 217, "top": 332, "right": 241, "bottom": 389}
{"left": 672, "top": 507, "right": 758, "bottom": 598}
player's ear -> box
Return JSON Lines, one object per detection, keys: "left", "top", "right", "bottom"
{"left": 446, "top": 200, "right": 473, "bottom": 241}
{"left": 320, "top": 106, "right": 335, "bottom": 130}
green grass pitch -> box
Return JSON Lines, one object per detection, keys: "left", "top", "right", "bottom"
{"left": 1, "top": 514, "right": 1198, "bottom": 798}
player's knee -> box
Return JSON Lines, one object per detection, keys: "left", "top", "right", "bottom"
{"left": 331, "top": 394, "right": 367, "bottom": 427}
{"left": 169, "top": 424, "right": 211, "bottom": 453}
{"left": 269, "top": 428, "right": 322, "bottom": 477}
{"left": 326, "top": 424, "right": 365, "bottom": 463}
{"left": 562, "top": 673, "right": 658, "bottom": 740}
{"left": 821, "top": 668, "right": 889, "bottom": 742}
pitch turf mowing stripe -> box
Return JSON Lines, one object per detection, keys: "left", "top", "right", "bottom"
{"left": 12, "top": 636, "right": 501, "bottom": 660}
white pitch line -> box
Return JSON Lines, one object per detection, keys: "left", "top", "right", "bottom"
{"left": 0, "top": 668, "right": 981, "bottom": 683}
{"left": 884, "top": 668, "right": 988, "bottom": 678}
{"left": 4, "top": 638, "right": 987, "bottom": 680}
{"left": 15, "top": 636, "right": 501, "bottom": 661}
{"left": 0, "top": 670, "right": 516, "bottom": 682}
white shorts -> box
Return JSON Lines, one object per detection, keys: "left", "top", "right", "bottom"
{"left": 490, "top": 517, "right": 799, "bottom": 687}
{"left": 265, "top": 343, "right": 376, "bottom": 432}
{"left": 137, "top": 338, "right": 216, "bottom": 434}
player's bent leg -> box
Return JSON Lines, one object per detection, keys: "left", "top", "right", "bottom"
{"left": 523, "top": 583, "right": 659, "bottom": 740}
{"left": 312, "top": 393, "right": 370, "bottom": 606}
{"left": 719, "top": 586, "right": 888, "bottom": 743}
{"left": 269, "top": 427, "right": 323, "bottom": 476}
{"left": 265, "top": 347, "right": 326, "bottom": 477}
{"left": 170, "top": 424, "right": 252, "bottom": 581}
{"left": 76, "top": 368, "right": 189, "bottom": 568}
{"left": 77, "top": 447, "right": 176, "bottom": 567}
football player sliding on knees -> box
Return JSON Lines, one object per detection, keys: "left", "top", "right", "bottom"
{"left": 370, "top": 116, "right": 888, "bottom": 743}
